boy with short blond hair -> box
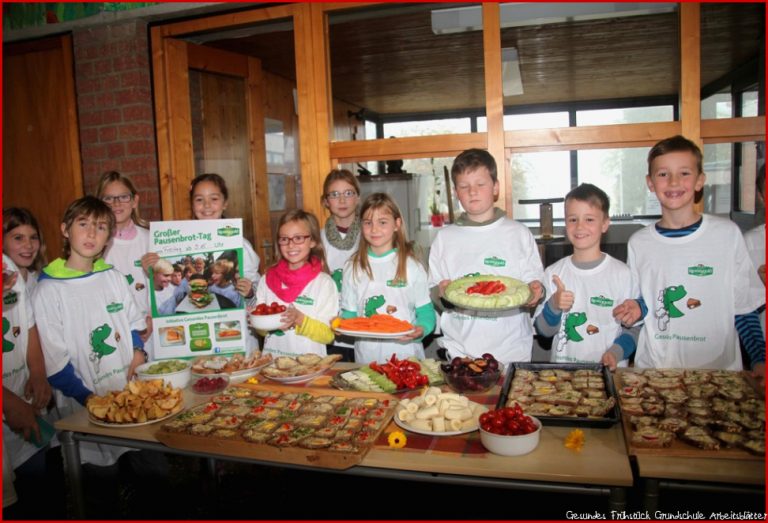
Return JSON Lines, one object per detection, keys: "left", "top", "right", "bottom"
{"left": 429, "top": 149, "right": 544, "bottom": 365}
{"left": 534, "top": 184, "right": 639, "bottom": 368}
{"left": 614, "top": 136, "right": 765, "bottom": 378}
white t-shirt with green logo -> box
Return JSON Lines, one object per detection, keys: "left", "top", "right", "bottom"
{"left": 341, "top": 251, "right": 430, "bottom": 364}
{"left": 2, "top": 255, "right": 40, "bottom": 470}
{"left": 537, "top": 254, "right": 637, "bottom": 365}
{"left": 428, "top": 218, "right": 545, "bottom": 365}
{"left": 255, "top": 272, "right": 338, "bottom": 357}
{"left": 628, "top": 214, "right": 765, "bottom": 370}
{"left": 33, "top": 263, "right": 146, "bottom": 466}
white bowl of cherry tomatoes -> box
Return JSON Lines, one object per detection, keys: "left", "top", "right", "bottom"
{"left": 249, "top": 302, "right": 287, "bottom": 331}
{"left": 478, "top": 406, "right": 541, "bottom": 456}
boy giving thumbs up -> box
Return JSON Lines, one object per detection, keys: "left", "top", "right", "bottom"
{"left": 533, "top": 184, "right": 640, "bottom": 368}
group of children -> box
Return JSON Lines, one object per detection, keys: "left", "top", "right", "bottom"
{"left": 2, "top": 135, "right": 766, "bottom": 514}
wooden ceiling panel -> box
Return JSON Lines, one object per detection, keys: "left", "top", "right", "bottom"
{"left": 203, "top": 3, "right": 763, "bottom": 117}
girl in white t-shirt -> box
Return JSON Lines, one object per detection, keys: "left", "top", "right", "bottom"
{"left": 341, "top": 193, "right": 435, "bottom": 364}
{"left": 255, "top": 210, "right": 338, "bottom": 357}
{"left": 97, "top": 172, "right": 154, "bottom": 357}
{"left": 2, "top": 208, "right": 47, "bottom": 296}
{"left": 143, "top": 173, "right": 262, "bottom": 353}
{"left": 320, "top": 169, "right": 361, "bottom": 361}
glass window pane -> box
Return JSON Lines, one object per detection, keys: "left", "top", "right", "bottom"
{"left": 741, "top": 90, "right": 758, "bottom": 118}
{"left": 738, "top": 142, "right": 759, "bottom": 213}
{"left": 383, "top": 118, "right": 471, "bottom": 139}
{"left": 701, "top": 92, "right": 732, "bottom": 120}
{"left": 478, "top": 112, "right": 568, "bottom": 131}
{"left": 578, "top": 147, "right": 655, "bottom": 217}
{"left": 329, "top": 4, "right": 484, "bottom": 141}
{"left": 510, "top": 152, "right": 570, "bottom": 220}
{"left": 702, "top": 143, "right": 732, "bottom": 216}
{"left": 499, "top": 3, "right": 678, "bottom": 121}
{"left": 576, "top": 106, "right": 673, "bottom": 126}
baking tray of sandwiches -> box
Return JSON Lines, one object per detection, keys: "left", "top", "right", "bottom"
{"left": 497, "top": 362, "right": 620, "bottom": 428}
{"left": 154, "top": 383, "right": 396, "bottom": 470}
{"left": 614, "top": 368, "right": 765, "bottom": 459}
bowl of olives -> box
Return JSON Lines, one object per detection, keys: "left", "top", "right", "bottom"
{"left": 439, "top": 353, "right": 501, "bottom": 393}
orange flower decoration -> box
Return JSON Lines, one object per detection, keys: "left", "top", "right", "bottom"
{"left": 387, "top": 430, "right": 407, "bottom": 449}
{"left": 564, "top": 428, "right": 585, "bottom": 452}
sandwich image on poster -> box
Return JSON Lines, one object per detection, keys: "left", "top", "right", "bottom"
{"left": 148, "top": 219, "right": 247, "bottom": 359}
{"left": 159, "top": 326, "right": 186, "bottom": 347}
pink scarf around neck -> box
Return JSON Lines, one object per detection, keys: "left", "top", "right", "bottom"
{"left": 265, "top": 257, "right": 322, "bottom": 303}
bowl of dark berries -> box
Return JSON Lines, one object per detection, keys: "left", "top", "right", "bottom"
{"left": 439, "top": 353, "right": 501, "bottom": 393}
{"left": 190, "top": 373, "right": 230, "bottom": 395}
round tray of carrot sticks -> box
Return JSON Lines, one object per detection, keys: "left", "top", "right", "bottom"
{"left": 332, "top": 314, "right": 416, "bottom": 339}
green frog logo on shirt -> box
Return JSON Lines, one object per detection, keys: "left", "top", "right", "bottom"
{"left": 364, "top": 295, "right": 385, "bottom": 317}
{"left": 2, "top": 317, "right": 14, "bottom": 353}
{"left": 563, "top": 312, "right": 588, "bottom": 343}
{"left": 89, "top": 323, "right": 117, "bottom": 373}
{"left": 655, "top": 285, "right": 687, "bottom": 331}
{"left": 331, "top": 269, "right": 343, "bottom": 292}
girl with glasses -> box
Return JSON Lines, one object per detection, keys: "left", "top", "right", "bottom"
{"left": 341, "top": 193, "right": 435, "bottom": 364}
{"left": 255, "top": 209, "right": 338, "bottom": 357}
{"left": 97, "top": 171, "right": 154, "bottom": 357}
{"left": 320, "top": 169, "right": 361, "bottom": 362}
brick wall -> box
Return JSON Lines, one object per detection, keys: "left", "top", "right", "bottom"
{"left": 72, "top": 19, "right": 161, "bottom": 221}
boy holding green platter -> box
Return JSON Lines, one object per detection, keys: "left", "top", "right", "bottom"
{"left": 428, "top": 149, "right": 545, "bottom": 366}
{"left": 533, "top": 184, "right": 639, "bottom": 369}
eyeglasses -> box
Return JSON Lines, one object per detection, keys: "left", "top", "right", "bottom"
{"left": 278, "top": 235, "right": 311, "bottom": 246}
{"left": 102, "top": 193, "right": 133, "bottom": 204}
{"left": 326, "top": 190, "right": 357, "bottom": 200}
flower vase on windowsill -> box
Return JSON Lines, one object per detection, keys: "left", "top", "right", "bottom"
{"left": 430, "top": 213, "right": 445, "bottom": 227}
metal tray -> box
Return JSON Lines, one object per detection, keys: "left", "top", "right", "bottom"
{"left": 497, "top": 362, "right": 620, "bottom": 428}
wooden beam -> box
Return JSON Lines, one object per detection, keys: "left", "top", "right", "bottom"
{"left": 505, "top": 122, "right": 681, "bottom": 152}
{"left": 701, "top": 117, "right": 765, "bottom": 143}
{"left": 293, "top": 4, "right": 328, "bottom": 220}
{"left": 483, "top": 3, "right": 508, "bottom": 214}
{"left": 163, "top": 38, "right": 196, "bottom": 220}
{"left": 679, "top": 3, "right": 701, "bottom": 143}
{"left": 187, "top": 45, "right": 248, "bottom": 77}
{"left": 150, "top": 26, "right": 174, "bottom": 221}
{"left": 247, "top": 56, "right": 270, "bottom": 273}
{"left": 330, "top": 133, "right": 487, "bottom": 163}
{"left": 152, "top": 4, "right": 296, "bottom": 38}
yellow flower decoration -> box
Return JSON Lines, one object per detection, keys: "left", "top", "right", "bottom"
{"left": 246, "top": 377, "right": 259, "bottom": 385}
{"left": 388, "top": 430, "right": 407, "bottom": 449}
{"left": 564, "top": 429, "right": 585, "bottom": 452}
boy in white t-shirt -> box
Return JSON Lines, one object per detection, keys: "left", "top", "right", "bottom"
{"left": 429, "top": 149, "right": 545, "bottom": 365}
{"left": 534, "top": 184, "right": 639, "bottom": 368}
{"left": 34, "top": 196, "right": 148, "bottom": 466}
{"left": 613, "top": 136, "right": 765, "bottom": 383}
{"left": 742, "top": 166, "right": 765, "bottom": 338}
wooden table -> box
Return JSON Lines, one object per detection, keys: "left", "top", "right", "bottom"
{"left": 635, "top": 455, "right": 765, "bottom": 511}
{"left": 55, "top": 371, "right": 633, "bottom": 518}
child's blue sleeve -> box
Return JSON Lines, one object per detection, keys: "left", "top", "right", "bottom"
{"left": 534, "top": 301, "right": 561, "bottom": 337}
{"left": 735, "top": 310, "right": 765, "bottom": 366}
{"left": 340, "top": 309, "right": 357, "bottom": 319}
{"left": 131, "top": 330, "right": 145, "bottom": 350}
{"left": 414, "top": 303, "right": 436, "bottom": 341}
{"left": 48, "top": 363, "right": 93, "bottom": 406}
{"left": 635, "top": 297, "right": 648, "bottom": 318}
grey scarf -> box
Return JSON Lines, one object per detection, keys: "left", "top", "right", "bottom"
{"left": 455, "top": 207, "right": 506, "bottom": 227}
{"left": 324, "top": 217, "right": 361, "bottom": 250}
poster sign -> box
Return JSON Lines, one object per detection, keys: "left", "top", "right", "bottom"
{"left": 149, "top": 219, "right": 246, "bottom": 359}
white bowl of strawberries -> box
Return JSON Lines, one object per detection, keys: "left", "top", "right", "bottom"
{"left": 478, "top": 407, "right": 541, "bottom": 456}
{"left": 248, "top": 302, "right": 287, "bottom": 331}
